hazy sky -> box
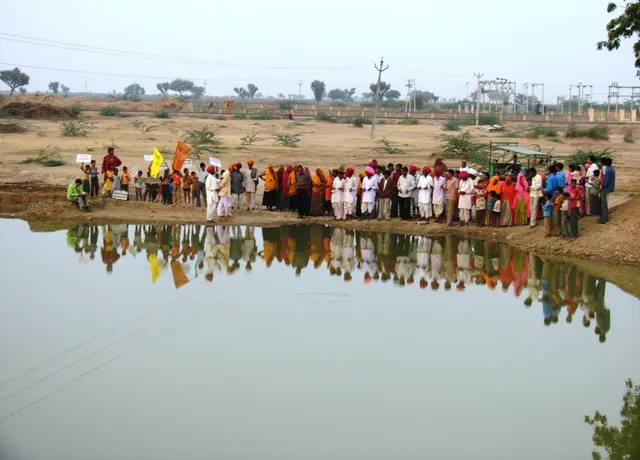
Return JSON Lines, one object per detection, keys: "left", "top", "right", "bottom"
{"left": 1, "top": 0, "right": 636, "bottom": 102}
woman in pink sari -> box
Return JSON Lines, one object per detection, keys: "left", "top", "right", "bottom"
{"left": 514, "top": 171, "right": 530, "bottom": 225}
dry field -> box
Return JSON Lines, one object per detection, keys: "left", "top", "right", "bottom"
{"left": 1, "top": 113, "right": 639, "bottom": 190}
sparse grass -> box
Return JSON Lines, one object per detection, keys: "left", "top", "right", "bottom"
{"left": 348, "top": 115, "right": 372, "bottom": 128}
{"left": 439, "top": 131, "right": 489, "bottom": 168}
{"left": 273, "top": 133, "right": 301, "bottom": 147}
{"left": 213, "top": 115, "right": 227, "bottom": 120}
{"left": 241, "top": 130, "right": 266, "bottom": 146}
{"left": 502, "top": 131, "right": 520, "bottom": 138}
{"left": 398, "top": 118, "right": 419, "bottom": 125}
{"left": 566, "top": 146, "right": 614, "bottom": 166}
{"left": 315, "top": 112, "right": 337, "bottom": 123}
{"left": 623, "top": 128, "right": 634, "bottom": 143}
{"left": 565, "top": 124, "right": 610, "bottom": 140}
{"left": 183, "top": 126, "right": 224, "bottom": 158}
{"left": 236, "top": 146, "right": 249, "bottom": 151}
{"left": 474, "top": 114, "right": 499, "bottom": 126}
{"left": 59, "top": 120, "right": 95, "bottom": 137}
{"left": 443, "top": 118, "right": 470, "bottom": 131}
{"left": 129, "top": 120, "right": 160, "bottom": 136}
{"left": 68, "top": 104, "right": 83, "bottom": 116}
{"left": 100, "top": 105, "right": 123, "bottom": 117}
{"left": 153, "top": 110, "right": 171, "bottom": 119}
{"left": 102, "top": 139, "right": 119, "bottom": 150}
{"left": 20, "top": 145, "right": 65, "bottom": 167}
{"left": 251, "top": 110, "right": 278, "bottom": 120}
{"left": 523, "top": 125, "right": 559, "bottom": 138}
{"left": 371, "top": 137, "right": 406, "bottom": 155}
{"left": 231, "top": 113, "right": 248, "bottom": 120}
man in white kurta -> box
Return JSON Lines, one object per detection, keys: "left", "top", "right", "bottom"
{"left": 528, "top": 168, "right": 543, "bottom": 228}
{"left": 343, "top": 168, "right": 358, "bottom": 218}
{"left": 242, "top": 161, "right": 259, "bottom": 210}
{"left": 204, "top": 166, "right": 219, "bottom": 222}
{"left": 331, "top": 172, "right": 345, "bottom": 220}
{"left": 432, "top": 168, "right": 446, "bottom": 222}
{"left": 457, "top": 171, "right": 474, "bottom": 226}
{"left": 417, "top": 167, "right": 434, "bottom": 221}
{"left": 361, "top": 168, "right": 379, "bottom": 217}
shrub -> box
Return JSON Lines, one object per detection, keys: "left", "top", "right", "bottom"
{"left": 315, "top": 112, "right": 337, "bottom": 123}
{"left": 251, "top": 110, "right": 278, "bottom": 120}
{"left": 183, "top": 126, "right": 223, "bottom": 158}
{"left": 100, "top": 105, "right": 122, "bottom": 117}
{"left": 241, "top": 130, "right": 266, "bottom": 145}
{"left": 443, "top": 118, "right": 470, "bottom": 131}
{"left": 273, "top": 133, "right": 301, "bottom": 147}
{"left": 371, "top": 137, "right": 406, "bottom": 155}
{"left": 154, "top": 110, "right": 171, "bottom": 119}
{"left": 474, "top": 114, "right": 499, "bottom": 125}
{"left": 524, "top": 126, "right": 559, "bottom": 138}
{"left": 565, "top": 124, "right": 609, "bottom": 140}
{"left": 68, "top": 104, "right": 83, "bottom": 116}
{"left": 398, "top": 118, "right": 419, "bottom": 125}
{"left": 439, "top": 132, "right": 489, "bottom": 168}
{"left": 623, "top": 128, "right": 634, "bottom": 143}
{"left": 20, "top": 145, "right": 65, "bottom": 167}
{"left": 59, "top": 120, "right": 94, "bottom": 137}
{"left": 231, "top": 113, "right": 247, "bottom": 120}
{"left": 279, "top": 101, "right": 294, "bottom": 110}
{"left": 348, "top": 115, "right": 372, "bottom": 128}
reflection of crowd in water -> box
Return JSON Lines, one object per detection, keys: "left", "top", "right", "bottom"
{"left": 65, "top": 224, "right": 611, "bottom": 342}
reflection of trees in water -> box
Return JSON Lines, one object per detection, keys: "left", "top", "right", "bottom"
{"left": 585, "top": 379, "right": 640, "bottom": 460}
{"left": 64, "top": 224, "right": 612, "bottom": 341}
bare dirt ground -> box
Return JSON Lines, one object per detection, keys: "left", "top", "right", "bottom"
{"left": 1, "top": 112, "right": 639, "bottom": 274}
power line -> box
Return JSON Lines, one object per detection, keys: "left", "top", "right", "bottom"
{"left": 0, "top": 33, "right": 363, "bottom": 71}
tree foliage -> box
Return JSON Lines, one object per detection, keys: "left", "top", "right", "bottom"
{"left": 246, "top": 83, "right": 259, "bottom": 98}
{"left": 234, "top": 87, "right": 247, "bottom": 99}
{"left": 328, "top": 88, "right": 347, "bottom": 101}
{"left": 585, "top": 379, "right": 640, "bottom": 460}
{"left": 48, "top": 81, "right": 60, "bottom": 94}
{"left": 124, "top": 83, "right": 145, "bottom": 96}
{"left": 385, "top": 89, "right": 402, "bottom": 100}
{"left": 157, "top": 82, "right": 170, "bottom": 96}
{"left": 60, "top": 85, "right": 70, "bottom": 97}
{"left": 361, "top": 92, "right": 374, "bottom": 101}
{"left": 0, "top": 67, "right": 30, "bottom": 97}
{"left": 190, "top": 86, "right": 205, "bottom": 99}
{"left": 169, "top": 78, "right": 195, "bottom": 96}
{"left": 597, "top": 1, "right": 640, "bottom": 77}
{"left": 370, "top": 81, "right": 391, "bottom": 101}
{"left": 344, "top": 88, "right": 356, "bottom": 101}
{"left": 310, "top": 80, "right": 326, "bottom": 101}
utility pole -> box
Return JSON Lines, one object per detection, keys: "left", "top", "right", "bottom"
{"left": 466, "top": 81, "right": 469, "bottom": 100}
{"left": 371, "top": 57, "right": 389, "bottom": 138}
{"left": 405, "top": 79, "right": 413, "bottom": 113}
{"left": 412, "top": 79, "right": 417, "bottom": 113}
{"left": 203, "top": 80, "right": 207, "bottom": 104}
{"left": 474, "top": 72, "right": 483, "bottom": 126}
{"left": 297, "top": 80, "right": 303, "bottom": 97}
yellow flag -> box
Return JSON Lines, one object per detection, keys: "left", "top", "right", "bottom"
{"left": 149, "top": 253, "right": 161, "bottom": 284}
{"left": 150, "top": 147, "right": 164, "bottom": 178}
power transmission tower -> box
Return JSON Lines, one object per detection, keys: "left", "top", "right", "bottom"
{"left": 297, "top": 80, "right": 303, "bottom": 97}
{"left": 371, "top": 57, "right": 389, "bottom": 138}
{"left": 531, "top": 83, "right": 545, "bottom": 114}
{"left": 474, "top": 72, "right": 484, "bottom": 125}
{"left": 404, "top": 79, "right": 413, "bottom": 113}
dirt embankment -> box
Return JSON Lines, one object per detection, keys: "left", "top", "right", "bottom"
{"left": 1, "top": 181, "right": 639, "bottom": 264}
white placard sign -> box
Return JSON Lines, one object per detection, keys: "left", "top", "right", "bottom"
{"left": 184, "top": 158, "right": 192, "bottom": 167}
{"left": 76, "top": 154, "right": 91, "bottom": 163}
{"left": 144, "top": 155, "right": 154, "bottom": 162}
{"left": 130, "top": 167, "right": 138, "bottom": 176}
{"left": 112, "top": 190, "right": 129, "bottom": 201}
{"left": 209, "top": 157, "right": 222, "bottom": 167}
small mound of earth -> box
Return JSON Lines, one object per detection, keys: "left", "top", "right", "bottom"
{"left": 1, "top": 102, "right": 77, "bottom": 119}
{"left": 0, "top": 123, "right": 26, "bottom": 134}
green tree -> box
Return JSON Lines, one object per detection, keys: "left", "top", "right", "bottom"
{"left": 190, "top": 86, "right": 205, "bottom": 99}
{"left": 0, "top": 67, "right": 30, "bottom": 97}
{"left": 247, "top": 83, "right": 259, "bottom": 98}
{"left": 60, "top": 85, "right": 70, "bottom": 97}
{"left": 385, "top": 89, "right": 402, "bottom": 100}
{"left": 124, "top": 83, "right": 145, "bottom": 96}
{"left": 18, "top": 87, "right": 26, "bottom": 95}
{"left": 328, "top": 88, "right": 347, "bottom": 101}
{"left": 48, "top": 81, "right": 60, "bottom": 94}
{"left": 344, "top": 88, "right": 356, "bottom": 101}
{"left": 277, "top": 93, "right": 286, "bottom": 99}
{"left": 370, "top": 81, "right": 391, "bottom": 101}
{"left": 169, "top": 78, "right": 195, "bottom": 96}
{"left": 597, "top": 1, "right": 640, "bottom": 76}
{"left": 156, "top": 82, "right": 170, "bottom": 96}
{"left": 310, "top": 80, "right": 326, "bottom": 101}
{"left": 361, "top": 92, "right": 374, "bottom": 101}
{"left": 234, "top": 87, "right": 247, "bottom": 99}
{"left": 585, "top": 379, "right": 640, "bottom": 460}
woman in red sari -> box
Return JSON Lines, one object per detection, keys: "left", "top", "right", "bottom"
{"left": 280, "top": 166, "right": 292, "bottom": 211}
{"left": 500, "top": 174, "right": 516, "bottom": 227}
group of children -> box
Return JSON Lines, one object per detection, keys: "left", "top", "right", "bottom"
{"left": 542, "top": 180, "right": 587, "bottom": 238}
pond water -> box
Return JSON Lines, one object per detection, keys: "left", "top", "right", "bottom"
{"left": 0, "top": 219, "right": 639, "bottom": 460}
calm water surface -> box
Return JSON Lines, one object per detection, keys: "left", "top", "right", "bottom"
{"left": 0, "top": 219, "right": 639, "bottom": 460}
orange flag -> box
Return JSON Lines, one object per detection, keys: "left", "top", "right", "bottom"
{"left": 171, "top": 141, "right": 192, "bottom": 171}
{"left": 170, "top": 260, "right": 189, "bottom": 289}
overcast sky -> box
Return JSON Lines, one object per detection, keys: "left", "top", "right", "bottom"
{"left": 1, "top": 0, "right": 636, "bottom": 102}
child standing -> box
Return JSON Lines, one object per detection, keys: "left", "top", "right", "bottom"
{"left": 182, "top": 168, "right": 191, "bottom": 205}
{"left": 589, "top": 169, "right": 601, "bottom": 216}
{"left": 170, "top": 169, "right": 182, "bottom": 205}
{"left": 475, "top": 180, "right": 487, "bottom": 227}
{"left": 135, "top": 171, "right": 144, "bottom": 201}
{"left": 104, "top": 165, "right": 115, "bottom": 198}
{"left": 89, "top": 160, "right": 100, "bottom": 197}
{"left": 112, "top": 168, "right": 121, "bottom": 193}
{"left": 161, "top": 173, "right": 171, "bottom": 205}
{"left": 552, "top": 187, "right": 563, "bottom": 236}
{"left": 191, "top": 171, "right": 199, "bottom": 207}
{"left": 80, "top": 164, "right": 91, "bottom": 195}
{"left": 543, "top": 192, "right": 553, "bottom": 237}
{"left": 569, "top": 179, "right": 580, "bottom": 237}
{"left": 168, "top": 177, "right": 174, "bottom": 205}
{"left": 559, "top": 192, "right": 570, "bottom": 237}
{"left": 121, "top": 167, "right": 131, "bottom": 194}
{"left": 489, "top": 191, "right": 501, "bottom": 227}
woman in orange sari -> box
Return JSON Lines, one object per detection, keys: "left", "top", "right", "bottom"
{"left": 310, "top": 168, "right": 326, "bottom": 216}
{"left": 325, "top": 170, "right": 334, "bottom": 215}
{"left": 288, "top": 166, "right": 298, "bottom": 211}
{"left": 485, "top": 173, "right": 501, "bottom": 225}
{"left": 260, "top": 164, "right": 278, "bottom": 211}
{"left": 280, "top": 165, "right": 292, "bottom": 211}
{"left": 500, "top": 174, "right": 516, "bottom": 227}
